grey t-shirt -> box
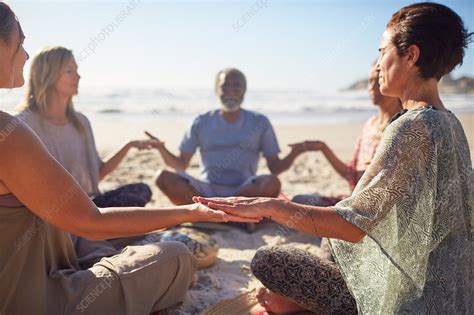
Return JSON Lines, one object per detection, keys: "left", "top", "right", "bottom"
{"left": 18, "top": 111, "right": 103, "bottom": 197}
{"left": 180, "top": 109, "right": 280, "bottom": 186}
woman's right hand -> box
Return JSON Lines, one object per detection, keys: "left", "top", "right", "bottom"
{"left": 189, "top": 201, "right": 263, "bottom": 223}
{"left": 193, "top": 196, "right": 282, "bottom": 220}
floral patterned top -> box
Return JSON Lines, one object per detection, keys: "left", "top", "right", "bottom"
{"left": 346, "top": 115, "right": 386, "bottom": 191}
{"left": 330, "top": 107, "right": 473, "bottom": 314}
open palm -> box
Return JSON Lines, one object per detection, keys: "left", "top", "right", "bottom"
{"left": 193, "top": 196, "right": 277, "bottom": 219}
{"left": 191, "top": 201, "right": 263, "bottom": 223}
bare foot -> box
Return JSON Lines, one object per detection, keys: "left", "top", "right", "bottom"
{"left": 255, "top": 287, "right": 306, "bottom": 314}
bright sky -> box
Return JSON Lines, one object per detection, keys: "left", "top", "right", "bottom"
{"left": 11, "top": 0, "right": 474, "bottom": 93}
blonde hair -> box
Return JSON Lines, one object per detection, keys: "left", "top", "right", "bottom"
{"left": 214, "top": 67, "right": 247, "bottom": 94}
{"left": 19, "top": 46, "right": 84, "bottom": 133}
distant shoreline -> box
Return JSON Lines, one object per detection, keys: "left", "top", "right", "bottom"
{"left": 83, "top": 106, "right": 474, "bottom": 126}
{"left": 4, "top": 87, "right": 473, "bottom": 124}
{"left": 343, "top": 74, "right": 474, "bottom": 95}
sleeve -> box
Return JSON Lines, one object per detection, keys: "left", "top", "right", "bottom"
{"left": 92, "top": 135, "right": 103, "bottom": 168}
{"left": 80, "top": 114, "right": 103, "bottom": 168}
{"left": 328, "top": 113, "right": 467, "bottom": 293}
{"left": 179, "top": 116, "right": 201, "bottom": 154}
{"left": 260, "top": 116, "right": 281, "bottom": 157}
{"left": 334, "top": 116, "right": 436, "bottom": 235}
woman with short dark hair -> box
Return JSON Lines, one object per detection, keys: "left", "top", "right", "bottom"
{"left": 199, "top": 3, "right": 473, "bottom": 313}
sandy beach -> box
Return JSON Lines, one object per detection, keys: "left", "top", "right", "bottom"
{"left": 91, "top": 112, "right": 473, "bottom": 314}
{"left": 2, "top": 0, "right": 472, "bottom": 313}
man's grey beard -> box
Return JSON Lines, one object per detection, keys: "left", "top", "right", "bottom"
{"left": 221, "top": 103, "right": 241, "bottom": 113}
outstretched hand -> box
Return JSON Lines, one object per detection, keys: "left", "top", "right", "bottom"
{"left": 190, "top": 201, "right": 263, "bottom": 223}
{"left": 193, "top": 196, "right": 279, "bottom": 219}
{"left": 288, "top": 140, "right": 326, "bottom": 152}
{"left": 144, "top": 130, "right": 166, "bottom": 149}
{"left": 287, "top": 142, "right": 307, "bottom": 155}
{"left": 128, "top": 139, "right": 159, "bottom": 150}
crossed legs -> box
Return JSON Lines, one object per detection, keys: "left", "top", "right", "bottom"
{"left": 251, "top": 245, "right": 357, "bottom": 314}
{"left": 155, "top": 170, "right": 281, "bottom": 205}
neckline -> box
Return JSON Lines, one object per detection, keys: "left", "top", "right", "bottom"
{"left": 218, "top": 109, "right": 244, "bottom": 125}
{"left": 406, "top": 105, "right": 451, "bottom": 114}
{"left": 41, "top": 116, "right": 72, "bottom": 127}
{"left": 389, "top": 106, "right": 453, "bottom": 124}
{"left": 33, "top": 111, "right": 71, "bottom": 127}
{"left": 44, "top": 118, "right": 71, "bottom": 127}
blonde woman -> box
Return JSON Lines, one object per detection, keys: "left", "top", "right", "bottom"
{"left": 0, "top": 3, "right": 258, "bottom": 314}
{"left": 18, "top": 46, "right": 153, "bottom": 208}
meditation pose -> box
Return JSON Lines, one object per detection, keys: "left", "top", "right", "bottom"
{"left": 18, "top": 46, "right": 155, "bottom": 208}
{"left": 197, "top": 3, "right": 473, "bottom": 313}
{"left": 291, "top": 63, "right": 402, "bottom": 206}
{"left": 154, "top": 68, "right": 306, "bottom": 205}
{"left": 0, "top": 4, "right": 257, "bottom": 313}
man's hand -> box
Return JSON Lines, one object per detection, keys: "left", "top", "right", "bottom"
{"left": 128, "top": 139, "right": 158, "bottom": 150}
{"left": 289, "top": 140, "right": 326, "bottom": 152}
{"left": 144, "top": 131, "right": 166, "bottom": 149}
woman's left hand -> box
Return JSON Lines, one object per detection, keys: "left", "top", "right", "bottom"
{"left": 193, "top": 196, "right": 282, "bottom": 219}
{"left": 190, "top": 202, "right": 263, "bottom": 223}
{"left": 128, "top": 139, "right": 157, "bottom": 150}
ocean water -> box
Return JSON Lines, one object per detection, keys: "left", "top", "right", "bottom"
{"left": 2, "top": 86, "right": 473, "bottom": 124}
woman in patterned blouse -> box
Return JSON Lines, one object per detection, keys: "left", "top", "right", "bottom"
{"left": 196, "top": 2, "right": 473, "bottom": 314}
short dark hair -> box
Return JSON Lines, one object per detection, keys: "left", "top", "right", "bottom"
{"left": 0, "top": 2, "right": 18, "bottom": 44}
{"left": 387, "top": 2, "right": 473, "bottom": 80}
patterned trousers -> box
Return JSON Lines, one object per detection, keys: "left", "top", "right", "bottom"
{"left": 93, "top": 183, "right": 152, "bottom": 208}
{"left": 251, "top": 245, "right": 357, "bottom": 314}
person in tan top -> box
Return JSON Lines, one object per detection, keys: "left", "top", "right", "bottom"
{"left": 18, "top": 46, "right": 154, "bottom": 208}
{"left": 0, "top": 3, "right": 259, "bottom": 314}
